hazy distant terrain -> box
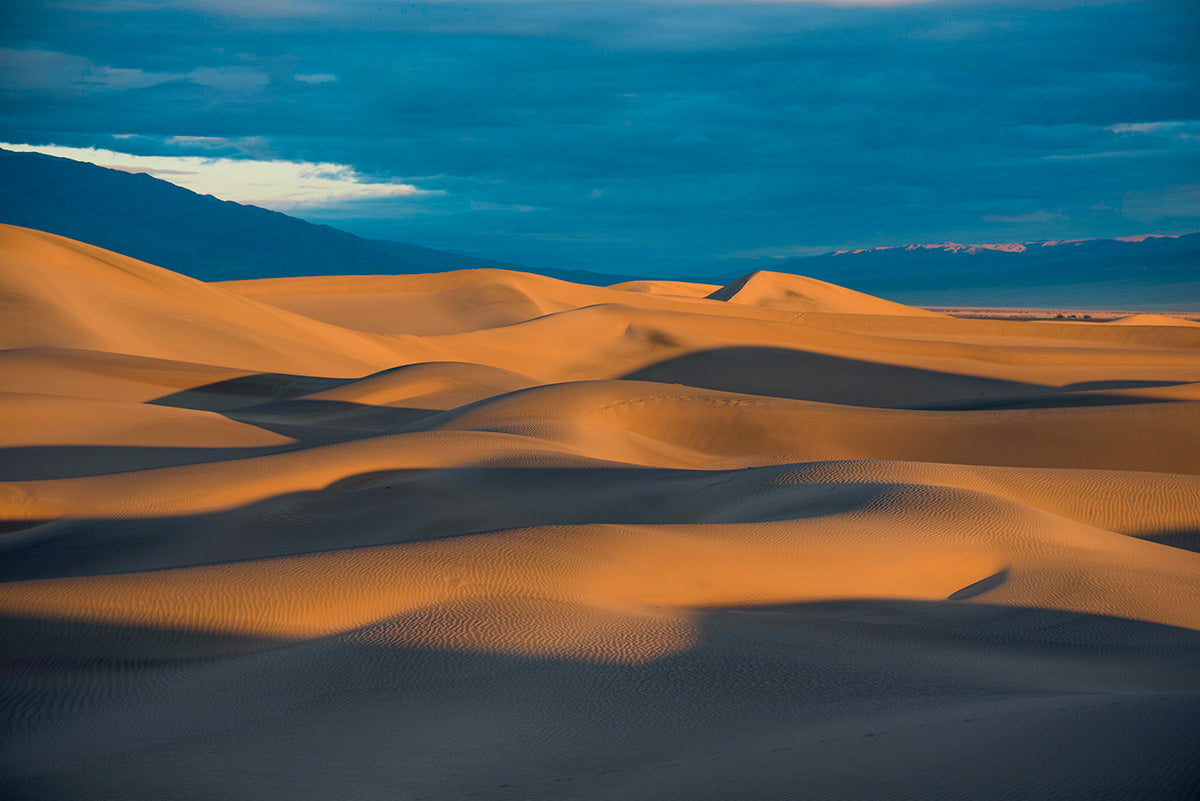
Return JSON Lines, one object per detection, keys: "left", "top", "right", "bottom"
{"left": 3, "top": 147, "right": 1195, "bottom": 307}
{"left": 765, "top": 235, "right": 1200, "bottom": 309}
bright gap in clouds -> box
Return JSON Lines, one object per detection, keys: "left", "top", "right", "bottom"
{"left": 0, "top": 143, "right": 434, "bottom": 210}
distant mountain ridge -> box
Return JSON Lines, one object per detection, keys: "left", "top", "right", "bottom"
{"left": 2, "top": 146, "right": 1195, "bottom": 307}
{"left": 765, "top": 232, "right": 1200, "bottom": 309}
{"left": 0, "top": 148, "right": 637, "bottom": 286}
{"left": 828, "top": 233, "right": 1181, "bottom": 257}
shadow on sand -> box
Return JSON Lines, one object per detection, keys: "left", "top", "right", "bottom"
{"left": 2, "top": 600, "right": 1200, "bottom": 800}
{"left": 621, "top": 346, "right": 1183, "bottom": 409}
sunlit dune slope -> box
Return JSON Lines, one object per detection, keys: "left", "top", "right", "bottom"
{"left": 421, "top": 302, "right": 1200, "bottom": 398}
{"left": 707, "top": 270, "right": 944, "bottom": 316}
{"left": 1110, "top": 313, "right": 1200, "bottom": 327}
{"left": 297, "top": 360, "right": 539, "bottom": 408}
{"left": 220, "top": 269, "right": 736, "bottom": 336}
{"left": 219, "top": 269, "right": 785, "bottom": 336}
{"left": 0, "top": 224, "right": 416, "bottom": 374}
{"left": 0, "top": 392, "right": 293, "bottom": 449}
{"left": 607, "top": 279, "right": 722, "bottom": 298}
{"left": 2, "top": 496, "right": 1198, "bottom": 650}
{"left": 2, "top": 227, "right": 1199, "bottom": 801}
{"left": 4, "top": 384, "right": 1198, "bottom": 520}
{"left": 0, "top": 348, "right": 257, "bottom": 403}
{"left": 218, "top": 270, "right": 580, "bottom": 335}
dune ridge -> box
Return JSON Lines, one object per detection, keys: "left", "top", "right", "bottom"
{"left": 1111, "top": 312, "right": 1200, "bottom": 327}
{"left": 0, "top": 225, "right": 419, "bottom": 374}
{"left": 706, "top": 270, "right": 944, "bottom": 316}
{"left": 2, "top": 224, "right": 1199, "bottom": 800}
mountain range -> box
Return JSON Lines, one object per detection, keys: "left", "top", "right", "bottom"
{"left": 759, "top": 234, "right": 1200, "bottom": 309}
{"left": 0, "top": 148, "right": 636, "bottom": 286}
{"left": 1, "top": 146, "right": 1196, "bottom": 308}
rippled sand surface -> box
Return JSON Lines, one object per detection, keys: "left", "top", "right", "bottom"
{"left": 2, "top": 223, "right": 1199, "bottom": 799}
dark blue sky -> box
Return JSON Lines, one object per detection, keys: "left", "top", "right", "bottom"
{"left": 2, "top": 0, "right": 1198, "bottom": 275}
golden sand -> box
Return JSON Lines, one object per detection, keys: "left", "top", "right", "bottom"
{"left": 2, "top": 223, "right": 1198, "bottom": 799}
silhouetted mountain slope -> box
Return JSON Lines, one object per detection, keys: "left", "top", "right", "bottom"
{"left": 0, "top": 148, "right": 639, "bottom": 285}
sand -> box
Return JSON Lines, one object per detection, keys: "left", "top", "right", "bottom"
{"left": 1, "top": 222, "right": 1199, "bottom": 799}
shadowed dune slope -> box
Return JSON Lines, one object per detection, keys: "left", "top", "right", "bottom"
{"left": 2, "top": 228, "right": 1199, "bottom": 801}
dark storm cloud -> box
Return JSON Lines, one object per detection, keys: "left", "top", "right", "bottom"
{"left": 2, "top": 0, "right": 1197, "bottom": 274}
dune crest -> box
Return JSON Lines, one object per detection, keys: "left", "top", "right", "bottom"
{"left": 1110, "top": 312, "right": 1200, "bottom": 327}
{"left": 2, "top": 227, "right": 1199, "bottom": 800}
{"left": 0, "top": 224, "right": 416, "bottom": 374}
{"left": 607, "top": 278, "right": 722, "bottom": 298}
{"left": 707, "top": 269, "right": 942, "bottom": 316}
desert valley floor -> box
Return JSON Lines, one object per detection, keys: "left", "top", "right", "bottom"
{"left": 1, "top": 222, "right": 1199, "bottom": 799}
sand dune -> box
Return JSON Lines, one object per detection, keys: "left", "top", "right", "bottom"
{"left": 218, "top": 270, "right": 578, "bottom": 335}
{"left": 0, "top": 224, "right": 417, "bottom": 374}
{"left": 707, "top": 269, "right": 944, "bottom": 316}
{"left": 2, "top": 228, "right": 1199, "bottom": 800}
{"left": 608, "top": 278, "right": 722, "bottom": 297}
{"left": 1111, "top": 312, "right": 1200, "bottom": 327}
{"left": 0, "top": 392, "right": 294, "bottom": 450}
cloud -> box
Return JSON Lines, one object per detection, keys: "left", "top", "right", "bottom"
{"left": 2, "top": 1, "right": 1198, "bottom": 274}
{"left": 723, "top": 244, "right": 838, "bottom": 259}
{"left": 187, "top": 66, "right": 270, "bottom": 91}
{"left": 1111, "top": 122, "right": 1176, "bottom": 134}
{"left": 1109, "top": 120, "right": 1200, "bottom": 140}
{"left": 47, "top": 0, "right": 941, "bottom": 12}
{"left": 160, "top": 135, "right": 275, "bottom": 158}
{"left": 166, "top": 135, "right": 260, "bottom": 148}
{"left": 983, "top": 210, "right": 1069, "bottom": 224}
{"left": 0, "top": 48, "right": 174, "bottom": 92}
{"left": 45, "top": 0, "right": 328, "bottom": 18}
{"left": 0, "top": 142, "right": 438, "bottom": 209}
{"left": 0, "top": 48, "right": 274, "bottom": 96}
{"left": 1122, "top": 185, "right": 1200, "bottom": 223}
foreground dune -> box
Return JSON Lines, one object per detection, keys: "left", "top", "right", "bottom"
{"left": 1, "top": 223, "right": 1198, "bottom": 800}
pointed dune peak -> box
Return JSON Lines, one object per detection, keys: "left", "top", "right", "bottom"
{"left": 706, "top": 270, "right": 941, "bottom": 317}
{"left": 0, "top": 224, "right": 414, "bottom": 374}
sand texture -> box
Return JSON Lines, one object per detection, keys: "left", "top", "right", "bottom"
{"left": 2, "top": 223, "right": 1199, "bottom": 800}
